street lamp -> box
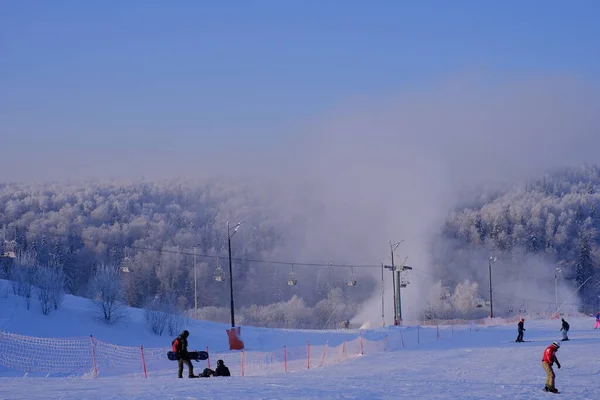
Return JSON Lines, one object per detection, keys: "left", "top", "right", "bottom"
{"left": 227, "top": 220, "right": 244, "bottom": 328}
{"left": 194, "top": 246, "right": 198, "bottom": 320}
{"left": 554, "top": 267, "right": 562, "bottom": 314}
{"left": 488, "top": 256, "right": 497, "bottom": 318}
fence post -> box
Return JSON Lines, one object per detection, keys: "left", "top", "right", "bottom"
{"left": 284, "top": 346, "right": 287, "bottom": 373}
{"left": 89, "top": 335, "right": 98, "bottom": 378}
{"left": 437, "top": 325, "right": 440, "bottom": 340}
{"left": 206, "top": 346, "right": 211, "bottom": 369}
{"left": 400, "top": 330, "right": 405, "bottom": 348}
{"left": 384, "top": 335, "right": 388, "bottom": 352}
{"left": 319, "top": 341, "right": 328, "bottom": 367}
{"left": 452, "top": 323, "right": 454, "bottom": 335}
{"left": 342, "top": 340, "right": 346, "bottom": 357}
{"left": 307, "top": 341, "right": 310, "bottom": 369}
{"left": 359, "top": 332, "right": 364, "bottom": 355}
{"left": 140, "top": 345, "right": 148, "bottom": 378}
{"left": 417, "top": 326, "right": 420, "bottom": 344}
{"left": 241, "top": 350, "right": 245, "bottom": 377}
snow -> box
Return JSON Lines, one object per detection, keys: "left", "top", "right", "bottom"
{"left": 1, "top": 280, "right": 599, "bottom": 399}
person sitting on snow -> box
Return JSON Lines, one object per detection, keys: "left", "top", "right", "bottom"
{"left": 595, "top": 312, "right": 600, "bottom": 329}
{"left": 560, "top": 318, "right": 569, "bottom": 341}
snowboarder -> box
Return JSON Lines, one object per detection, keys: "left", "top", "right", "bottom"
{"left": 515, "top": 318, "right": 526, "bottom": 342}
{"left": 172, "top": 330, "right": 197, "bottom": 378}
{"left": 594, "top": 312, "right": 600, "bottom": 329}
{"left": 541, "top": 341, "right": 561, "bottom": 393}
{"left": 560, "top": 318, "right": 569, "bottom": 341}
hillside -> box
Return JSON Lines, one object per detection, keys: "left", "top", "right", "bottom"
{"left": 1, "top": 165, "right": 600, "bottom": 329}
{"left": 1, "top": 279, "right": 599, "bottom": 399}
{"left": 439, "top": 165, "right": 600, "bottom": 313}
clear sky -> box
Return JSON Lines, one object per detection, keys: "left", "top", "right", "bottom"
{"left": 1, "top": 1, "right": 599, "bottom": 181}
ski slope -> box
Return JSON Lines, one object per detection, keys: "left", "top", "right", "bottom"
{"left": 1, "top": 281, "right": 599, "bottom": 399}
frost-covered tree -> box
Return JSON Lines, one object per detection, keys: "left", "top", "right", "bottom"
{"left": 35, "top": 264, "right": 66, "bottom": 315}
{"left": 89, "top": 263, "right": 127, "bottom": 324}
{"left": 10, "top": 252, "right": 37, "bottom": 310}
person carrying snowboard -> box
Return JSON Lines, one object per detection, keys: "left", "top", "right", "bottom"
{"left": 541, "top": 341, "right": 561, "bottom": 393}
{"left": 515, "top": 318, "right": 526, "bottom": 342}
{"left": 594, "top": 312, "right": 600, "bottom": 329}
{"left": 560, "top": 318, "right": 569, "bottom": 341}
{"left": 172, "top": 330, "right": 197, "bottom": 378}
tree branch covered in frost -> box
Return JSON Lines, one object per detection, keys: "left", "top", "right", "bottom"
{"left": 89, "top": 263, "right": 126, "bottom": 324}
{"left": 35, "top": 263, "right": 66, "bottom": 315}
{"left": 10, "top": 252, "right": 36, "bottom": 310}
{"left": 144, "top": 295, "right": 182, "bottom": 336}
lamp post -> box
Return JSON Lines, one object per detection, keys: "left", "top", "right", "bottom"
{"left": 488, "top": 256, "right": 497, "bottom": 318}
{"left": 194, "top": 246, "right": 198, "bottom": 320}
{"left": 555, "top": 268, "right": 560, "bottom": 311}
{"left": 227, "top": 220, "right": 244, "bottom": 328}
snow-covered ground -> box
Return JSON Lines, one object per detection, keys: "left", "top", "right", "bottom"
{"left": 1, "top": 280, "right": 599, "bottom": 399}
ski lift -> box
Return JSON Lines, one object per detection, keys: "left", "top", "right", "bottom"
{"left": 484, "top": 300, "right": 491, "bottom": 308}
{"left": 214, "top": 257, "right": 225, "bottom": 282}
{"left": 287, "top": 263, "right": 297, "bottom": 286}
{"left": 347, "top": 266, "right": 357, "bottom": 286}
{"left": 475, "top": 298, "right": 484, "bottom": 308}
{"left": 2, "top": 226, "right": 16, "bottom": 258}
{"left": 507, "top": 304, "right": 514, "bottom": 314}
{"left": 120, "top": 248, "right": 133, "bottom": 273}
{"left": 518, "top": 300, "right": 526, "bottom": 314}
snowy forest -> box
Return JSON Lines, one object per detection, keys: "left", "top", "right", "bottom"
{"left": 434, "top": 165, "right": 600, "bottom": 316}
{"left": 2, "top": 165, "right": 600, "bottom": 330}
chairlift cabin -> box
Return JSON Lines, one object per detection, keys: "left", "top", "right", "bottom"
{"left": 347, "top": 266, "right": 357, "bottom": 286}
{"left": 399, "top": 271, "right": 409, "bottom": 288}
{"left": 120, "top": 248, "right": 133, "bottom": 273}
{"left": 518, "top": 301, "right": 527, "bottom": 314}
{"left": 2, "top": 239, "right": 16, "bottom": 258}
{"left": 287, "top": 264, "right": 297, "bottom": 286}
{"left": 2, "top": 226, "right": 16, "bottom": 258}
{"left": 214, "top": 257, "right": 225, "bottom": 282}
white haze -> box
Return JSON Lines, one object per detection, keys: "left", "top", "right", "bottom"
{"left": 249, "top": 74, "right": 600, "bottom": 325}
{"left": 6, "top": 73, "right": 600, "bottom": 326}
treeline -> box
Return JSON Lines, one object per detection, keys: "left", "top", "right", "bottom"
{"left": 439, "top": 165, "right": 600, "bottom": 312}
{"left": 0, "top": 178, "right": 373, "bottom": 330}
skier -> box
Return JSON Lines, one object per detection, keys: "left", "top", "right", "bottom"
{"left": 515, "top": 318, "right": 526, "bottom": 342}
{"left": 560, "top": 318, "right": 569, "bottom": 341}
{"left": 541, "top": 341, "right": 561, "bottom": 393}
{"left": 594, "top": 312, "right": 600, "bottom": 329}
{"left": 172, "top": 330, "right": 197, "bottom": 378}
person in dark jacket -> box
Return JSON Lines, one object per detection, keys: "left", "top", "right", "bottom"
{"left": 560, "top": 318, "right": 569, "bottom": 341}
{"left": 214, "top": 359, "right": 231, "bottom": 376}
{"left": 198, "top": 360, "right": 231, "bottom": 378}
{"left": 515, "top": 318, "right": 526, "bottom": 342}
{"left": 173, "top": 330, "right": 197, "bottom": 378}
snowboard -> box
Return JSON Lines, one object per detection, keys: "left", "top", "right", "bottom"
{"left": 167, "top": 351, "right": 209, "bottom": 361}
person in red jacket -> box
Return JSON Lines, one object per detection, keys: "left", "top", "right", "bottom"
{"left": 541, "top": 341, "right": 561, "bottom": 393}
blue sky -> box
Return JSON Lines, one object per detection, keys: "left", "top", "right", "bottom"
{"left": 1, "top": 1, "right": 599, "bottom": 180}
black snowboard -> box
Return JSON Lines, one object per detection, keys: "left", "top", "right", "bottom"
{"left": 167, "top": 351, "right": 209, "bottom": 361}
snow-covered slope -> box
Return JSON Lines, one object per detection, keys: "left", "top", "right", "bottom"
{"left": 1, "top": 279, "right": 599, "bottom": 399}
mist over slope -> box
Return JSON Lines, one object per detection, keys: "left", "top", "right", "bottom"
{"left": 2, "top": 75, "right": 600, "bottom": 327}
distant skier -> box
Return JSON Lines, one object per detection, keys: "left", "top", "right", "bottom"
{"left": 515, "top": 318, "right": 526, "bottom": 342}
{"left": 560, "top": 318, "right": 569, "bottom": 341}
{"left": 594, "top": 312, "right": 600, "bottom": 329}
{"left": 541, "top": 341, "right": 561, "bottom": 393}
